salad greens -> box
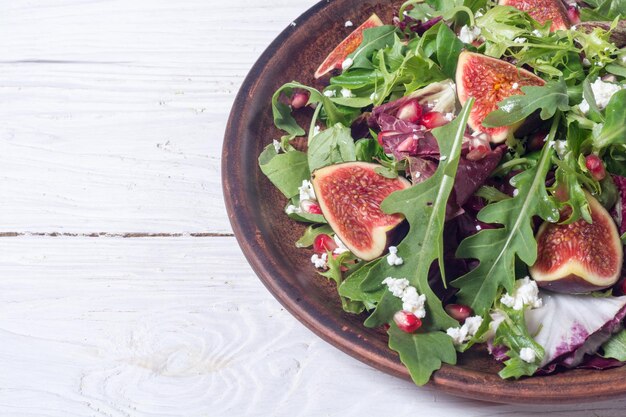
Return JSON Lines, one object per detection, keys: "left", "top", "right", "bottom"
{"left": 258, "top": 0, "right": 626, "bottom": 386}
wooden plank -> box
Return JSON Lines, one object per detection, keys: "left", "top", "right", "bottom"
{"left": 0, "top": 0, "right": 319, "bottom": 234}
{"left": 0, "top": 236, "right": 624, "bottom": 416}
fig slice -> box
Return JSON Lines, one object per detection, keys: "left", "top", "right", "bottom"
{"left": 455, "top": 51, "right": 545, "bottom": 143}
{"left": 314, "top": 14, "right": 384, "bottom": 79}
{"left": 499, "top": 0, "right": 571, "bottom": 31}
{"left": 530, "top": 195, "right": 623, "bottom": 293}
{"left": 311, "top": 162, "right": 410, "bottom": 260}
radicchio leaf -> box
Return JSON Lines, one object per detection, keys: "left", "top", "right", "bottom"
{"left": 611, "top": 175, "right": 626, "bottom": 235}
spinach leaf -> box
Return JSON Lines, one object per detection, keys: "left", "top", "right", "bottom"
{"left": 348, "top": 26, "right": 397, "bottom": 69}
{"left": 435, "top": 23, "right": 465, "bottom": 79}
{"left": 258, "top": 145, "right": 310, "bottom": 199}
{"left": 338, "top": 259, "right": 383, "bottom": 310}
{"left": 453, "top": 117, "right": 561, "bottom": 314}
{"left": 308, "top": 123, "right": 357, "bottom": 172}
{"left": 593, "top": 90, "right": 626, "bottom": 150}
{"left": 482, "top": 79, "right": 570, "bottom": 128}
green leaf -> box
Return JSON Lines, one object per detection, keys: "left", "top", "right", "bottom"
{"left": 348, "top": 26, "right": 397, "bottom": 69}
{"left": 258, "top": 145, "right": 310, "bottom": 199}
{"left": 338, "top": 259, "right": 382, "bottom": 310}
{"left": 360, "top": 99, "right": 476, "bottom": 332}
{"left": 482, "top": 79, "right": 570, "bottom": 128}
{"left": 495, "top": 307, "right": 545, "bottom": 379}
{"left": 435, "top": 23, "right": 464, "bottom": 79}
{"left": 453, "top": 117, "right": 561, "bottom": 314}
{"left": 593, "top": 90, "right": 626, "bottom": 150}
{"left": 320, "top": 251, "right": 364, "bottom": 314}
{"left": 602, "top": 329, "right": 626, "bottom": 361}
{"left": 388, "top": 325, "right": 457, "bottom": 386}
{"left": 307, "top": 123, "right": 357, "bottom": 172}
{"left": 295, "top": 224, "right": 333, "bottom": 248}
{"left": 552, "top": 154, "right": 593, "bottom": 224}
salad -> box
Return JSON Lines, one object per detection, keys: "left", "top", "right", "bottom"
{"left": 258, "top": 0, "right": 626, "bottom": 385}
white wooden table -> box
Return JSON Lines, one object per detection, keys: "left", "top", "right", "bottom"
{"left": 2, "top": 1, "right": 626, "bottom": 415}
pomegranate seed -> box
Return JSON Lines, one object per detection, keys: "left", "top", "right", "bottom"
{"left": 313, "top": 234, "right": 338, "bottom": 254}
{"left": 300, "top": 199, "right": 322, "bottom": 214}
{"left": 421, "top": 112, "right": 447, "bottom": 129}
{"left": 291, "top": 92, "right": 310, "bottom": 109}
{"left": 393, "top": 310, "right": 422, "bottom": 333}
{"left": 382, "top": 323, "right": 390, "bottom": 331}
{"left": 377, "top": 130, "right": 400, "bottom": 146}
{"left": 567, "top": 6, "right": 581, "bottom": 25}
{"left": 445, "top": 304, "right": 473, "bottom": 322}
{"left": 396, "top": 100, "right": 423, "bottom": 123}
{"left": 467, "top": 133, "right": 492, "bottom": 161}
{"left": 585, "top": 154, "right": 606, "bottom": 181}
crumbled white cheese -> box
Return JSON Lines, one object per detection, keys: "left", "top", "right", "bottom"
{"left": 519, "top": 347, "right": 536, "bottom": 363}
{"left": 341, "top": 57, "right": 353, "bottom": 71}
{"left": 475, "top": 224, "right": 482, "bottom": 231}
{"left": 333, "top": 235, "right": 350, "bottom": 255}
{"left": 512, "top": 189, "right": 519, "bottom": 197}
{"left": 440, "top": 155, "right": 447, "bottom": 161}
{"left": 382, "top": 277, "right": 426, "bottom": 318}
{"left": 345, "top": 20, "right": 353, "bottom": 27}
{"left": 323, "top": 90, "right": 336, "bottom": 98}
{"left": 311, "top": 253, "right": 328, "bottom": 269}
{"left": 370, "top": 92, "right": 379, "bottom": 101}
{"left": 299, "top": 180, "right": 316, "bottom": 202}
{"left": 474, "top": 10, "right": 484, "bottom": 18}
{"left": 447, "top": 315, "right": 483, "bottom": 345}
{"left": 386, "top": 246, "right": 404, "bottom": 266}
{"left": 500, "top": 276, "right": 543, "bottom": 311}
{"left": 553, "top": 140, "right": 568, "bottom": 159}
{"left": 382, "top": 277, "right": 410, "bottom": 297}
{"left": 444, "top": 112, "right": 454, "bottom": 121}
{"left": 458, "top": 25, "right": 481, "bottom": 44}
{"left": 531, "top": 29, "right": 543, "bottom": 37}
{"left": 582, "top": 58, "right": 591, "bottom": 67}
{"left": 273, "top": 139, "right": 282, "bottom": 153}
{"left": 579, "top": 79, "right": 625, "bottom": 114}
{"left": 512, "top": 82, "right": 519, "bottom": 90}
{"left": 513, "top": 37, "right": 527, "bottom": 44}
{"left": 571, "top": 25, "right": 578, "bottom": 31}
{"left": 340, "top": 88, "right": 354, "bottom": 98}
{"left": 313, "top": 125, "right": 321, "bottom": 136}
{"left": 285, "top": 204, "right": 301, "bottom": 215}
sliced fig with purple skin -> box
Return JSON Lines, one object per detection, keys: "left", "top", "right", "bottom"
{"left": 530, "top": 195, "right": 623, "bottom": 293}
{"left": 311, "top": 162, "right": 410, "bottom": 260}
{"left": 456, "top": 52, "right": 545, "bottom": 143}
{"left": 499, "top": 0, "right": 571, "bottom": 31}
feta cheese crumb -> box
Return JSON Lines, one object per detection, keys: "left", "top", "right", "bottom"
{"left": 386, "top": 246, "right": 404, "bottom": 266}
{"left": 313, "top": 125, "right": 321, "bottom": 136}
{"left": 554, "top": 140, "right": 568, "bottom": 159}
{"left": 382, "top": 277, "right": 426, "bottom": 318}
{"left": 345, "top": 20, "right": 353, "bottom": 27}
{"left": 341, "top": 57, "right": 353, "bottom": 71}
{"left": 513, "top": 37, "right": 527, "bottom": 44}
{"left": 323, "top": 90, "right": 336, "bottom": 98}
{"left": 512, "top": 189, "right": 519, "bottom": 197}
{"left": 475, "top": 10, "right": 484, "bottom": 18}
{"left": 458, "top": 25, "right": 481, "bottom": 44}
{"left": 440, "top": 155, "right": 447, "bottom": 161}
{"left": 447, "top": 315, "right": 483, "bottom": 345}
{"left": 311, "top": 253, "right": 328, "bottom": 269}
{"left": 519, "top": 347, "right": 536, "bottom": 363}
{"left": 500, "top": 276, "right": 543, "bottom": 311}
{"left": 369, "top": 92, "right": 379, "bottom": 101}
{"left": 273, "top": 139, "right": 282, "bottom": 153}
{"left": 285, "top": 204, "right": 301, "bottom": 215}
{"left": 382, "top": 277, "right": 410, "bottom": 297}
{"left": 340, "top": 88, "right": 354, "bottom": 98}
{"left": 531, "top": 29, "right": 542, "bottom": 37}
{"left": 578, "top": 79, "right": 625, "bottom": 114}
{"left": 571, "top": 25, "right": 577, "bottom": 31}
{"left": 444, "top": 112, "right": 454, "bottom": 121}
{"left": 299, "top": 179, "right": 316, "bottom": 202}
{"left": 333, "top": 235, "right": 350, "bottom": 255}
{"left": 512, "top": 82, "right": 519, "bottom": 90}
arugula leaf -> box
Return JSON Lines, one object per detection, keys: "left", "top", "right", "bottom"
{"left": 552, "top": 154, "right": 593, "bottom": 224}
{"left": 453, "top": 117, "right": 561, "bottom": 314}
{"left": 258, "top": 145, "right": 310, "bottom": 199}
{"left": 338, "top": 259, "right": 383, "bottom": 310}
{"left": 593, "top": 90, "right": 626, "bottom": 151}
{"left": 348, "top": 26, "right": 397, "bottom": 69}
{"left": 495, "top": 307, "right": 545, "bottom": 379}
{"left": 388, "top": 325, "right": 457, "bottom": 386}
{"left": 602, "top": 329, "right": 626, "bottom": 361}
{"left": 580, "top": 0, "right": 626, "bottom": 21}
{"left": 272, "top": 82, "right": 350, "bottom": 138}
{"left": 482, "top": 79, "right": 570, "bottom": 128}
{"left": 295, "top": 224, "right": 333, "bottom": 248}
{"left": 320, "top": 251, "right": 364, "bottom": 314}
{"left": 435, "top": 23, "right": 464, "bottom": 79}
{"left": 360, "top": 99, "right": 476, "bottom": 332}
{"left": 307, "top": 123, "right": 356, "bottom": 172}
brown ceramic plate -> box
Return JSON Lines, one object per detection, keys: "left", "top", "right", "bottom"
{"left": 222, "top": 0, "right": 626, "bottom": 404}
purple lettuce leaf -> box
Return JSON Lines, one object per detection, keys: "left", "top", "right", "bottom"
{"left": 611, "top": 174, "right": 626, "bottom": 235}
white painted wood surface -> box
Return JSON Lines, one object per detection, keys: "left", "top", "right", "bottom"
{"left": 1, "top": 1, "right": 625, "bottom": 416}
